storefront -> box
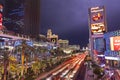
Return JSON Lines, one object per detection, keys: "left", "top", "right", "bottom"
{"left": 105, "top": 56, "right": 120, "bottom": 68}
{"left": 104, "top": 30, "right": 120, "bottom": 68}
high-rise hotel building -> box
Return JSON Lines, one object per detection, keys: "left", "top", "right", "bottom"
{"left": 3, "top": 0, "right": 40, "bottom": 36}
{"left": 24, "top": 0, "right": 40, "bottom": 36}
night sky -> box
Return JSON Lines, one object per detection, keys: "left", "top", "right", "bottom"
{"left": 41, "top": 0, "right": 120, "bottom": 47}
{"left": 0, "top": 0, "right": 120, "bottom": 48}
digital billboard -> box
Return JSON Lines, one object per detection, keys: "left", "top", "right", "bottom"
{"left": 0, "top": 13, "right": 2, "bottom": 25}
{"left": 94, "top": 37, "right": 105, "bottom": 52}
{"left": 0, "top": 4, "right": 3, "bottom": 30}
{"left": 89, "top": 6, "right": 106, "bottom": 35}
{"left": 110, "top": 36, "right": 120, "bottom": 51}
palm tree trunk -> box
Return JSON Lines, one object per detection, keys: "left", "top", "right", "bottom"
{"left": 25, "top": 57, "right": 28, "bottom": 73}
{"left": 3, "top": 60, "right": 8, "bottom": 80}
{"left": 21, "top": 49, "right": 24, "bottom": 78}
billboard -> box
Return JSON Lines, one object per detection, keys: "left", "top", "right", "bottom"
{"left": 0, "top": 13, "right": 2, "bottom": 25}
{"left": 94, "top": 37, "right": 105, "bottom": 53}
{"left": 89, "top": 6, "right": 106, "bottom": 35}
{"left": 110, "top": 36, "right": 120, "bottom": 51}
{"left": 0, "top": 4, "right": 3, "bottom": 30}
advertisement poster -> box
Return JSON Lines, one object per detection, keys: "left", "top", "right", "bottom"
{"left": 110, "top": 36, "right": 120, "bottom": 51}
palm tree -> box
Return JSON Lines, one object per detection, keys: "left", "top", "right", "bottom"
{"left": 0, "top": 47, "right": 19, "bottom": 80}
{"left": 0, "top": 64, "right": 4, "bottom": 79}
{"left": 8, "top": 55, "right": 18, "bottom": 80}
{"left": 32, "top": 46, "right": 41, "bottom": 61}
{"left": 31, "top": 60, "right": 42, "bottom": 76}
{"left": 13, "top": 40, "right": 34, "bottom": 79}
{"left": 41, "top": 60, "right": 47, "bottom": 72}
{"left": 0, "top": 48, "right": 9, "bottom": 80}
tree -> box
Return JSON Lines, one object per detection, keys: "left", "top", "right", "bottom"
{"left": 24, "top": 67, "right": 35, "bottom": 80}
{"left": 13, "top": 40, "right": 34, "bottom": 79}
{"left": 0, "top": 48, "right": 9, "bottom": 80}
{"left": 93, "top": 67, "right": 105, "bottom": 79}
{"left": 31, "top": 60, "right": 42, "bottom": 76}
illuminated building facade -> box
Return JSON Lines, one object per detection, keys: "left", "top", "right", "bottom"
{"left": 3, "top": 0, "right": 24, "bottom": 33}
{"left": 47, "top": 29, "right": 52, "bottom": 39}
{"left": 88, "top": 6, "right": 107, "bottom": 63}
{"left": 0, "top": 4, "right": 3, "bottom": 30}
{"left": 104, "top": 30, "right": 120, "bottom": 67}
{"left": 3, "top": 0, "right": 40, "bottom": 36}
{"left": 47, "top": 29, "right": 58, "bottom": 44}
{"left": 58, "top": 39, "right": 69, "bottom": 48}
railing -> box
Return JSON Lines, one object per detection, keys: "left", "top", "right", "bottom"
{"left": 0, "top": 31, "right": 30, "bottom": 40}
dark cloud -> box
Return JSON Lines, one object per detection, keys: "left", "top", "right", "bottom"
{"left": 41, "top": 0, "right": 120, "bottom": 47}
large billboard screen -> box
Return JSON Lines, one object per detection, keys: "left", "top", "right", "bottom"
{"left": 94, "top": 37, "right": 105, "bottom": 53}
{"left": 89, "top": 6, "right": 106, "bottom": 35}
{"left": 110, "top": 36, "right": 120, "bottom": 51}
{"left": 0, "top": 4, "right": 3, "bottom": 30}
{"left": 0, "top": 13, "right": 2, "bottom": 26}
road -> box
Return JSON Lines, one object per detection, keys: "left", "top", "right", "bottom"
{"left": 36, "top": 53, "right": 87, "bottom": 80}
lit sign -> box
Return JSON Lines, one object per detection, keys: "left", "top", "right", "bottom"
{"left": 0, "top": 13, "right": 2, "bottom": 26}
{"left": 89, "top": 6, "right": 106, "bottom": 35}
{"left": 91, "top": 23, "right": 105, "bottom": 34}
{"left": 0, "top": 4, "right": 3, "bottom": 29}
{"left": 105, "top": 56, "right": 120, "bottom": 60}
{"left": 51, "top": 38, "right": 57, "bottom": 44}
{"left": 92, "top": 13, "right": 103, "bottom": 22}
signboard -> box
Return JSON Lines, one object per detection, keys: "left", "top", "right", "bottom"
{"left": 0, "top": 4, "right": 3, "bottom": 30}
{"left": 51, "top": 38, "right": 58, "bottom": 44}
{"left": 110, "top": 36, "right": 120, "bottom": 51}
{"left": 89, "top": 6, "right": 106, "bottom": 35}
{"left": 0, "top": 13, "right": 2, "bottom": 26}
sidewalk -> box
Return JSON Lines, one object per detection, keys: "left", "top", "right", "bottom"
{"left": 84, "top": 61, "right": 106, "bottom": 80}
{"left": 84, "top": 62, "right": 95, "bottom": 80}
{"left": 85, "top": 69, "right": 94, "bottom": 80}
{"left": 115, "top": 69, "right": 120, "bottom": 79}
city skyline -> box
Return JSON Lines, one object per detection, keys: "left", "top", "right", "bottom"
{"left": 0, "top": 1, "right": 120, "bottom": 79}
{"left": 41, "top": 0, "right": 120, "bottom": 47}
{"left": 0, "top": 0, "right": 120, "bottom": 47}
